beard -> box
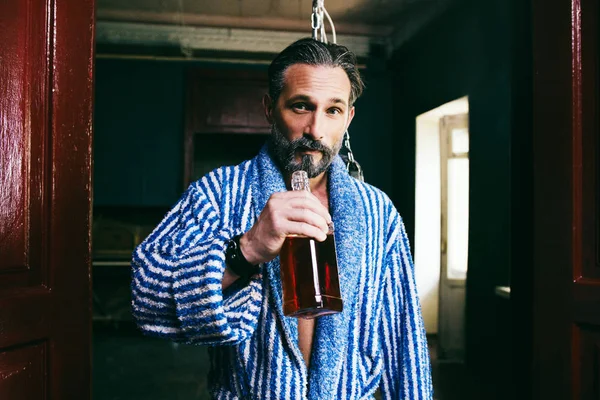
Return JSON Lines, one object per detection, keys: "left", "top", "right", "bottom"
{"left": 268, "top": 123, "right": 343, "bottom": 179}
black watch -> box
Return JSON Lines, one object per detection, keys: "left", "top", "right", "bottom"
{"left": 225, "top": 234, "right": 259, "bottom": 280}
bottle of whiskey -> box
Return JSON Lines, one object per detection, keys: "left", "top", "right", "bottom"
{"left": 279, "top": 170, "right": 343, "bottom": 318}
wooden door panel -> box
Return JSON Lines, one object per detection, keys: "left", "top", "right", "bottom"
{"left": 0, "top": 0, "right": 94, "bottom": 398}
{"left": 572, "top": 0, "right": 600, "bottom": 282}
{"left": 0, "top": 289, "right": 51, "bottom": 349}
{"left": 532, "top": 0, "right": 600, "bottom": 398}
{"left": 577, "top": 0, "right": 599, "bottom": 281}
{"left": 0, "top": 1, "right": 52, "bottom": 385}
{"left": 0, "top": 343, "right": 46, "bottom": 399}
{"left": 0, "top": 0, "right": 48, "bottom": 288}
{"left": 578, "top": 328, "right": 600, "bottom": 400}
{"left": 573, "top": 0, "right": 600, "bottom": 398}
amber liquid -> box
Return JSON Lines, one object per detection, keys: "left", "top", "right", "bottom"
{"left": 280, "top": 234, "right": 343, "bottom": 318}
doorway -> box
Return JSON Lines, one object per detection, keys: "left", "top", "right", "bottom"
{"left": 414, "top": 96, "right": 469, "bottom": 361}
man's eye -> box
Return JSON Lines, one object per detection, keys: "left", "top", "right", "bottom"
{"left": 328, "top": 108, "right": 342, "bottom": 115}
{"left": 292, "top": 103, "right": 308, "bottom": 111}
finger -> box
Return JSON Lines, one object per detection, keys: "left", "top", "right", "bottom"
{"left": 284, "top": 197, "right": 332, "bottom": 224}
{"left": 269, "top": 191, "right": 323, "bottom": 213}
{"left": 276, "top": 190, "right": 322, "bottom": 204}
{"left": 283, "top": 221, "right": 328, "bottom": 242}
{"left": 284, "top": 208, "right": 329, "bottom": 234}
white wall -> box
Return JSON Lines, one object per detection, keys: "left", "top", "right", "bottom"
{"left": 414, "top": 96, "right": 468, "bottom": 334}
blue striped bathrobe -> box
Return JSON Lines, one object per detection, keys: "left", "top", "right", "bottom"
{"left": 131, "top": 146, "right": 433, "bottom": 399}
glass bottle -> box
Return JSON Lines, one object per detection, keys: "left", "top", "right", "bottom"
{"left": 279, "top": 170, "right": 343, "bottom": 318}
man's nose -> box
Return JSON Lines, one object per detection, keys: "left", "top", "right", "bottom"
{"left": 303, "top": 112, "right": 325, "bottom": 141}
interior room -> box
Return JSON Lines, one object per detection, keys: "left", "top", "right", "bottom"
{"left": 5, "top": 0, "right": 599, "bottom": 398}
{"left": 91, "top": 0, "right": 516, "bottom": 399}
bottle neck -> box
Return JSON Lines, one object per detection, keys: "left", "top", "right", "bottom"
{"left": 289, "top": 171, "right": 333, "bottom": 234}
{"left": 291, "top": 170, "right": 310, "bottom": 192}
{"left": 288, "top": 171, "right": 329, "bottom": 196}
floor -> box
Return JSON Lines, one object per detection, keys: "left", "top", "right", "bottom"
{"left": 93, "top": 325, "right": 504, "bottom": 400}
{"left": 93, "top": 324, "right": 212, "bottom": 400}
{"left": 428, "top": 336, "right": 508, "bottom": 400}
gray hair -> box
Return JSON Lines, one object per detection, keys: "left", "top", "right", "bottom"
{"left": 268, "top": 38, "right": 365, "bottom": 106}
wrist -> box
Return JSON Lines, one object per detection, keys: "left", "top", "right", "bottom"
{"left": 225, "top": 234, "right": 259, "bottom": 280}
{"left": 239, "top": 233, "right": 262, "bottom": 266}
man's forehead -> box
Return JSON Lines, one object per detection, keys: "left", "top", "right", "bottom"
{"left": 280, "top": 64, "right": 351, "bottom": 102}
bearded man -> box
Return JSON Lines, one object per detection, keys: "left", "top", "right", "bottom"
{"left": 131, "top": 38, "right": 433, "bottom": 400}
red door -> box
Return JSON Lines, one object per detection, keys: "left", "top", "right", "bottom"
{"left": 532, "top": 0, "right": 600, "bottom": 398}
{"left": 0, "top": 0, "right": 95, "bottom": 398}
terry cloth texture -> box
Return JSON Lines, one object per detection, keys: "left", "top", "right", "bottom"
{"left": 131, "top": 146, "right": 433, "bottom": 399}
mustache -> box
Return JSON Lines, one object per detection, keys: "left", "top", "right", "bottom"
{"left": 287, "top": 137, "right": 330, "bottom": 154}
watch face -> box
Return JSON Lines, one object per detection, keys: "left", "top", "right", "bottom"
{"left": 227, "top": 239, "right": 237, "bottom": 257}
{"left": 228, "top": 236, "right": 244, "bottom": 265}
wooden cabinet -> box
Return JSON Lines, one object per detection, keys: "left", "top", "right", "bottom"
{"left": 186, "top": 68, "right": 270, "bottom": 134}
{"left": 185, "top": 68, "right": 270, "bottom": 185}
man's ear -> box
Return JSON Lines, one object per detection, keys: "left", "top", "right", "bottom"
{"left": 263, "top": 94, "right": 274, "bottom": 124}
{"left": 346, "top": 106, "right": 356, "bottom": 130}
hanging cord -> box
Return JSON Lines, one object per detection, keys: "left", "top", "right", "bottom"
{"left": 311, "top": 1, "right": 362, "bottom": 181}
{"left": 311, "top": 0, "right": 336, "bottom": 44}
{"left": 343, "top": 130, "right": 364, "bottom": 181}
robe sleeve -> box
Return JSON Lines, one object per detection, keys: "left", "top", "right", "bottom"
{"left": 379, "top": 214, "right": 434, "bottom": 399}
{"left": 130, "top": 173, "right": 262, "bottom": 346}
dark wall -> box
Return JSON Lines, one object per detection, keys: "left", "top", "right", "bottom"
{"left": 352, "top": 54, "right": 394, "bottom": 196}
{"left": 94, "top": 59, "right": 185, "bottom": 207}
{"left": 94, "top": 57, "right": 395, "bottom": 206}
{"left": 390, "top": 0, "right": 513, "bottom": 381}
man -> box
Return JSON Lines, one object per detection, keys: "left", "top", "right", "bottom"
{"left": 131, "top": 38, "right": 432, "bottom": 399}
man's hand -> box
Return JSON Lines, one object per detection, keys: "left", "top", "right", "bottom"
{"left": 239, "top": 191, "right": 332, "bottom": 265}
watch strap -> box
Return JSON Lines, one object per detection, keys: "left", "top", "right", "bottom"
{"left": 225, "top": 234, "right": 259, "bottom": 280}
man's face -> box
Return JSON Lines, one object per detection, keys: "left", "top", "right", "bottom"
{"left": 266, "top": 64, "right": 355, "bottom": 178}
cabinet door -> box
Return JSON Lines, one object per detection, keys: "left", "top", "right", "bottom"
{"left": 186, "top": 69, "right": 270, "bottom": 135}
{"left": 185, "top": 68, "right": 271, "bottom": 184}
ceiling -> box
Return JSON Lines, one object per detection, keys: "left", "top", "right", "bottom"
{"left": 97, "top": 0, "right": 454, "bottom": 36}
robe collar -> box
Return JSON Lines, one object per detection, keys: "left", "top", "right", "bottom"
{"left": 250, "top": 145, "right": 367, "bottom": 398}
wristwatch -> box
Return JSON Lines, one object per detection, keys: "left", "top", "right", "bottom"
{"left": 225, "top": 234, "right": 259, "bottom": 280}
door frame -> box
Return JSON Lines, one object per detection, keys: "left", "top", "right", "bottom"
{"left": 438, "top": 113, "right": 470, "bottom": 361}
